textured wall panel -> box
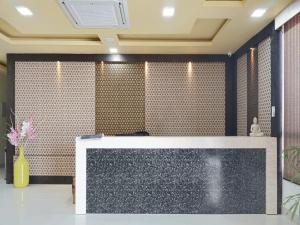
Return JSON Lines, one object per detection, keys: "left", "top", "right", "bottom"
{"left": 284, "top": 13, "right": 300, "bottom": 182}
{"left": 247, "top": 49, "right": 258, "bottom": 132}
{"left": 86, "top": 148, "right": 266, "bottom": 214}
{"left": 258, "top": 37, "right": 272, "bottom": 137}
{"left": 96, "top": 63, "right": 145, "bottom": 135}
{"left": 14, "top": 155, "right": 74, "bottom": 176}
{"left": 15, "top": 62, "right": 95, "bottom": 176}
{"left": 237, "top": 54, "right": 248, "bottom": 136}
{"left": 145, "top": 62, "right": 225, "bottom": 136}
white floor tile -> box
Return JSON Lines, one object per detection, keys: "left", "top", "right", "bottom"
{"left": 0, "top": 179, "right": 296, "bottom": 225}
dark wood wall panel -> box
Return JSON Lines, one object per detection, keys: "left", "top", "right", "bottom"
{"left": 236, "top": 54, "right": 248, "bottom": 136}
{"left": 247, "top": 48, "right": 259, "bottom": 133}
{"left": 95, "top": 62, "right": 145, "bottom": 135}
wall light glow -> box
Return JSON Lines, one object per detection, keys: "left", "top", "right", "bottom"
{"left": 101, "top": 61, "right": 104, "bottom": 74}
{"left": 56, "top": 61, "right": 62, "bottom": 88}
{"left": 188, "top": 61, "right": 192, "bottom": 78}
{"left": 145, "top": 61, "right": 149, "bottom": 79}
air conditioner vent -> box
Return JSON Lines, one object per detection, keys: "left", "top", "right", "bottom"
{"left": 59, "top": 0, "right": 129, "bottom": 29}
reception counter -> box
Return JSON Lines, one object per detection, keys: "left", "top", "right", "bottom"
{"left": 76, "top": 136, "right": 277, "bottom": 215}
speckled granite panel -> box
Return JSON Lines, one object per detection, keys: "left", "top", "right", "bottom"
{"left": 86, "top": 149, "right": 265, "bottom": 214}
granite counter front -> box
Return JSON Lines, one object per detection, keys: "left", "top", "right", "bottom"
{"left": 75, "top": 136, "right": 277, "bottom": 215}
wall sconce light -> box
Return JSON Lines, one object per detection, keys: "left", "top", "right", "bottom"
{"left": 56, "top": 61, "right": 62, "bottom": 87}
{"left": 145, "top": 61, "right": 149, "bottom": 79}
{"left": 188, "top": 61, "right": 192, "bottom": 76}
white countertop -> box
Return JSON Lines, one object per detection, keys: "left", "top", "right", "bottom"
{"left": 76, "top": 136, "right": 277, "bottom": 149}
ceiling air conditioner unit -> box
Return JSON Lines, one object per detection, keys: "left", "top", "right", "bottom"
{"left": 58, "top": 0, "right": 129, "bottom": 28}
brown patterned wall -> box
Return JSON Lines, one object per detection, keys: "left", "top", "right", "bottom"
{"left": 95, "top": 62, "right": 145, "bottom": 135}
{"left": 237, "top": 54, "right": 248, "bottom": 136}
{"left": 15, "top": 62, "right": 95, "bottom": 176}
{"left": 15, "top": 60, "right": 227, "bottom": 176}
{"left": 284, "top": 13, "right": 300, "bottom": 183}
{"left": 247, "top": 48, "right": 259, "bottom": 133}
{"left": 258, "top": 37, "right": 272, "bottom": 137}
{"left": 145, "top": 62, "right": 225, "bottom": 136}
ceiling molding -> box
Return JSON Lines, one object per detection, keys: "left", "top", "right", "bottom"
{"left": 203, "top": 0, "right": 245, "bottom": 7}
{"left": 0, "top": 0, "right": 293, "bottom": 63}
{"left": 275, "top": 0, "right": 300, "bottom": 29}
{"left": 118, "top": 19, "right": 229, "bottom": 47}
{"left": 0, "top": 63, "right": 6, "bottom": 73}
{"left": 118, "top": 39, "right": 212, "bottom": 47}
{"left": 0, "top": 31, "right": 102, "bottom": 46}
{"left": 210, "top": 19, "right": 230, "bottom": 41}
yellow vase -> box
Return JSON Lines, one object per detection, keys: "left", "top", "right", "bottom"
{"left": 14, "top": 145, "right": 29, "bottom": 188}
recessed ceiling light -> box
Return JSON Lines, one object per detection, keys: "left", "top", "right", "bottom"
{"left": 162, "top": 7, "right": 175, "bottom": 18}
{"left": 109, "top": 48, "right": 118, "bottom": 54}
{"left": 16, "top": 6, "right": 33, "bottom": 16}
{"left": 251, "top": 8, "right": 266, "bottom": 18}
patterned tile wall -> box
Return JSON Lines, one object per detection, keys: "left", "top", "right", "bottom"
{"left": 258, "top": 37, "right": 272, "bottom": 137}
{"left": 237, "top": 54, "right": 248, "bottom": 136}
{"left": 247, "top": 48, "right": 259, "bottom": 132}
{"left": 15, "top": 62, "right": 95, "bottom": 176}
{"left": 145, "top": 62, "right": 225, "bottom": 136}
{"left": 14, "top": 155, "right": 74, "bottom": 176}
{"left": 95, "top": 62, "right": 145, "bottom": 135}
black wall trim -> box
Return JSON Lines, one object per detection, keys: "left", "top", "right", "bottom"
{"left": 271, "top": 28, "right": 282, "bottom": 214}
{"left": 7, "top": 54, "right": 229, "bottom": 63}
{"left": 271, "top": 29, "right": 281, "bottom": 137}
{"left": 225, "top": 57, "right": 237, "bottom": 136}
{"left": 29, "top": 176, "right": 73, "bottom": 184}
{"left": 6, "top": 60, "right": 15, "bottom": 184}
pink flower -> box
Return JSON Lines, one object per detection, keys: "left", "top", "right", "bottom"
{"left": 6, "top": 117, "right": 36, "bottom": 147}
{"left": 26, "top": 117, "right": 36, "bottom": 140}
{"left": 7, "top": 127, "right": 21, "bottom": 147}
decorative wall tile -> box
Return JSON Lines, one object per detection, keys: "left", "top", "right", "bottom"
{"left": 14, "top": 155, "right": 74, "bottom": 176}
{"left": 247, "top": 49, "right": 259, "bottom": 132}
{"left": 145, "top": 62, "right": 225, "bottom": 136}
{"left": 237, "top": 54, "right": 248, "bottom": 136}
{"left": 258, "top": 37, "right": 272, "bottom": 137}
{"left": 15, "top": 62, "right": 95, "bottom": 176}
{"left": 95, "top": 63, "right": 145, "bottom": 135}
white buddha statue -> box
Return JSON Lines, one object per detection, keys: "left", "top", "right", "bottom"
{"left": 250, "top": 117, "right": 264, "bottom": 137}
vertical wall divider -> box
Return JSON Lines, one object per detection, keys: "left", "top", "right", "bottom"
{"left": 225, "top": 57, "right": 237, "bottom": 136}
{"left": 6, "top": 58, "right": 15, "bottom": 184}
{"left": 271, "top": 28, "right": 282, "bottom": 214}
{"left": 247, "top": 47, "right": 259, "bottom": 133}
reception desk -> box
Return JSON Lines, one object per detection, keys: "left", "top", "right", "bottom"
{"left": 76, "top": 136, "right": 277, "bottom": 215}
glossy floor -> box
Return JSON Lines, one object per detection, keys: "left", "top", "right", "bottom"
{"left": 0, "top": 179, "right": 296, "bottom": 225}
